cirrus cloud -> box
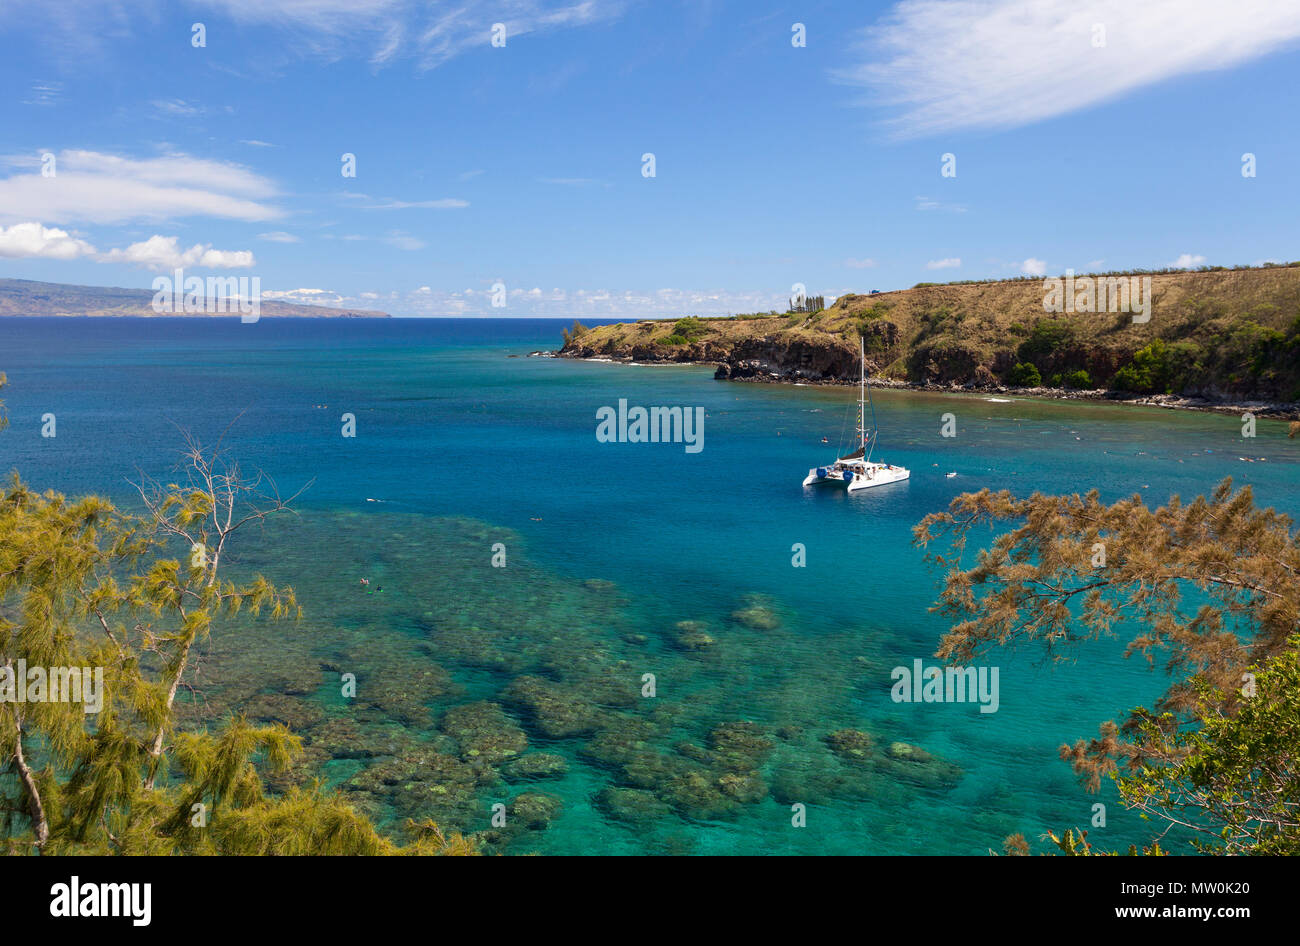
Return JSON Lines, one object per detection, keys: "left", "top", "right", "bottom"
{"left": 842, "top": 0, "right": 1300, "bottom": 138}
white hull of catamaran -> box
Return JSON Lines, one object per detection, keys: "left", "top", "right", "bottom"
{"left": 802, "top": 463, "right": 910, "bottom": 491}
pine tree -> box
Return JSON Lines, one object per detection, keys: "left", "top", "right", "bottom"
{"left": 0, "top": 400, "right": 477, "bottom": 855}
{"left": 916, "top": 480, "right": 1300, "bottom": 853}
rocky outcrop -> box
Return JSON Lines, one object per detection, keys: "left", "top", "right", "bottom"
{"left": 713, "top": 335, "right": 860, "bottom": 382}
{"left": 554, "top": 264, "right": 1300, "bottom": 416}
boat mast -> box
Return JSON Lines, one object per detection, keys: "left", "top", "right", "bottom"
{"left": 862, "top": 336, "right": 879, "bottom": 463}
{"left": 858, "top": 336, "right": 865, "bottom": 453}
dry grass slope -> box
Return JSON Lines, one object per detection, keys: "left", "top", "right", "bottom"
{"left": 561, "top": 265, "right": 1300, "bottom": 403}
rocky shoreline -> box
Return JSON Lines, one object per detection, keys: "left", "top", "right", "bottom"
{"left": 543, "top": 349, "right": 1300, "bottom": 421}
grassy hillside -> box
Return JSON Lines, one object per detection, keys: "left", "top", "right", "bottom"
{"left": 559, "top": 264, "right": 1300, "bottom": 404}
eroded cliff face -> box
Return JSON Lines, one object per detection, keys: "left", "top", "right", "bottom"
{"left": 561, "top": 320, "right": 902, "bottom": 384}
{"left": 556, "top": 265, "right": 1300, "bottom": 407}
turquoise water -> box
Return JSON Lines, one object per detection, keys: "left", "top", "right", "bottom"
{"left": 2, "top": 317, "right": 1297, "bottom": 854}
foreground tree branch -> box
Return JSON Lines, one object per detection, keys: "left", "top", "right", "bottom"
{"left": 130, "top": 427, "right": 308, "bottom": 789}
{"left": 916, "top": 478, "right": 1300, "bottom": 852}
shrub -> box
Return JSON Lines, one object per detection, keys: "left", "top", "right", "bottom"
{"left": 662, "top": 334, "right": 689, "bottom": 346}
{"left": 1016, "top": 319, "right": 1075, "bottom": 362}
{"left": 1062, "top": 369, "right": 1092, "bottom": 389}
{"left": 673, "top": 316, "right": 708, "bottom": 341}
{"left": 1113, "top": 338, "right": 1176, "bottom": 394}
{"left": 560, "top": 320, "right": 589, "bottom": 346}
{"left": 1007, "top": 362, "right": 1042, "bottom": 386}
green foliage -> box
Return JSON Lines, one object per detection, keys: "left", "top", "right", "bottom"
{"left": 1115, "top": 640, "right": 1300, "bottom": 855}
{"left": 1016, "top": 319, "right": 1075, "bottom": 363}
{"left": 854, "top": 304, "right": 891, "bottom": 340}
{"left": 1060, "top": 369, "right": 1092, "bottom": 389}
{"left": 1212, "top": 316, "right": 1300, "bottom": 392}
{"left": 560, "top": 320, "right": 589, "bottom": 346}
{"left": 917, "top": 479, "right": 1300, "bottom": 855}
{"left": 672, "top": 316, "right": 708, "bottom": 341}
{"left": 1007, "top": 362, "right": 1042, "bottom": 386}
{"left": 0, "top": 422, "right": 479, "bottom": 856}
{"left": 1113, "top": 338, "right": 1177, "bottom": 394}
{"left": 662, "top": 334, "right": 689, "bottom": 346}
{"left": 1006, "top": 828, "right": 1165, "bottom": 857}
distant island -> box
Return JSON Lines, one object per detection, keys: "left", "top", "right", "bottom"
{"left": 557, "top": 263, "right": 1300, "bottom": 416}
{"left": 0, "top": 278, "right": 390, "bottom": 318}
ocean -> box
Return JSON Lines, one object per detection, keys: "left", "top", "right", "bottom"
{"left": 2, "top": 316, "right": 1296, "bottom": 854}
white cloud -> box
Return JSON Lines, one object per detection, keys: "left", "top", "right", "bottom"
{"left": 926, "top": 257, "right": 961, "bottom": 269}
{"left": 191, "top": 0, "right": 625, "bottom": 69}
{"left": 273, "top": 284, "right": 808, "bottom": 318}
{"left": 844, "top": 258, "right": 877, "bottom": 269}
{"left": 151, "top": 99, "right": 203, "bottom": 118}
{"left": 538, "top": 177, "right": 605, "bottom": 186}
{"left": 257, "top": 231, "right": 301, "bottom": 243}
{"left": 363, "top": 197, "right": 468, "bottom": 210}
{"left": 0, "top": 220, "right": 256, "bottom": 270}
{"left": 841, "top": 0, "right": 1300, "bottom": 137}
{"left": 100, "top": 235, "right": 255, "bottom": 271}
{"left": 0, "top": 221, "right": 97, "bottom": 260}
{"left": 915, "top": 195, "right": 966, "bottom": 213}
{"left": 383, "top": 232, "right": 425, "bottom": 251}
{"left": 0, "top": 150, "right": 280, "bottom": 225}
{"left": 1170, "top": 253, "right": 1207, "bottom": 268}
{"left": 1019, "top": 257, "right": 1047, "bottom": 276}
{"left": 263, "top": 288, "right": 343, "bottom": 304}
{"left": 22, "top": 81, "right": 62, "bottom": 106}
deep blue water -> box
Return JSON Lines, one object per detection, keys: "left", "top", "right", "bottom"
{"left": 2, "top": 316, "right": 1297, "bottom": 854}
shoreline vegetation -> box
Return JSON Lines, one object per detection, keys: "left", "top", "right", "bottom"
{"left": 553, "top": 263, "right": 1300, "bottom": 420}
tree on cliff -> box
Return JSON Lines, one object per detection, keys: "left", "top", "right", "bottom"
{"left": 915, "top": 479, "right": 1300, "bottom": 854}
{"left": 0, "top": 408, "right": 476, "bottom": 855}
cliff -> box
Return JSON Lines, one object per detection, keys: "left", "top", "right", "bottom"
{"left": 558, "top": 265, "right": 1300, "bottom": 408}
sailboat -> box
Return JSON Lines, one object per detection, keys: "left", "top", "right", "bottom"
{"left": 801, "top": 337, "right": 910, "bottom": 492}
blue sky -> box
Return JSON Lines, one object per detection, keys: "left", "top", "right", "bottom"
{"left": 2, "top": 0, "right": 1299, "bottom": 316}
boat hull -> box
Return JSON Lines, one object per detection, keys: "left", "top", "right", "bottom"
{"left": 803, "top": 462, "right": 910, "bottom": 491}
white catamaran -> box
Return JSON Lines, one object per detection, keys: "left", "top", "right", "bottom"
{"left": 801, "top": 337, "right": 910, "bottom": 492}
